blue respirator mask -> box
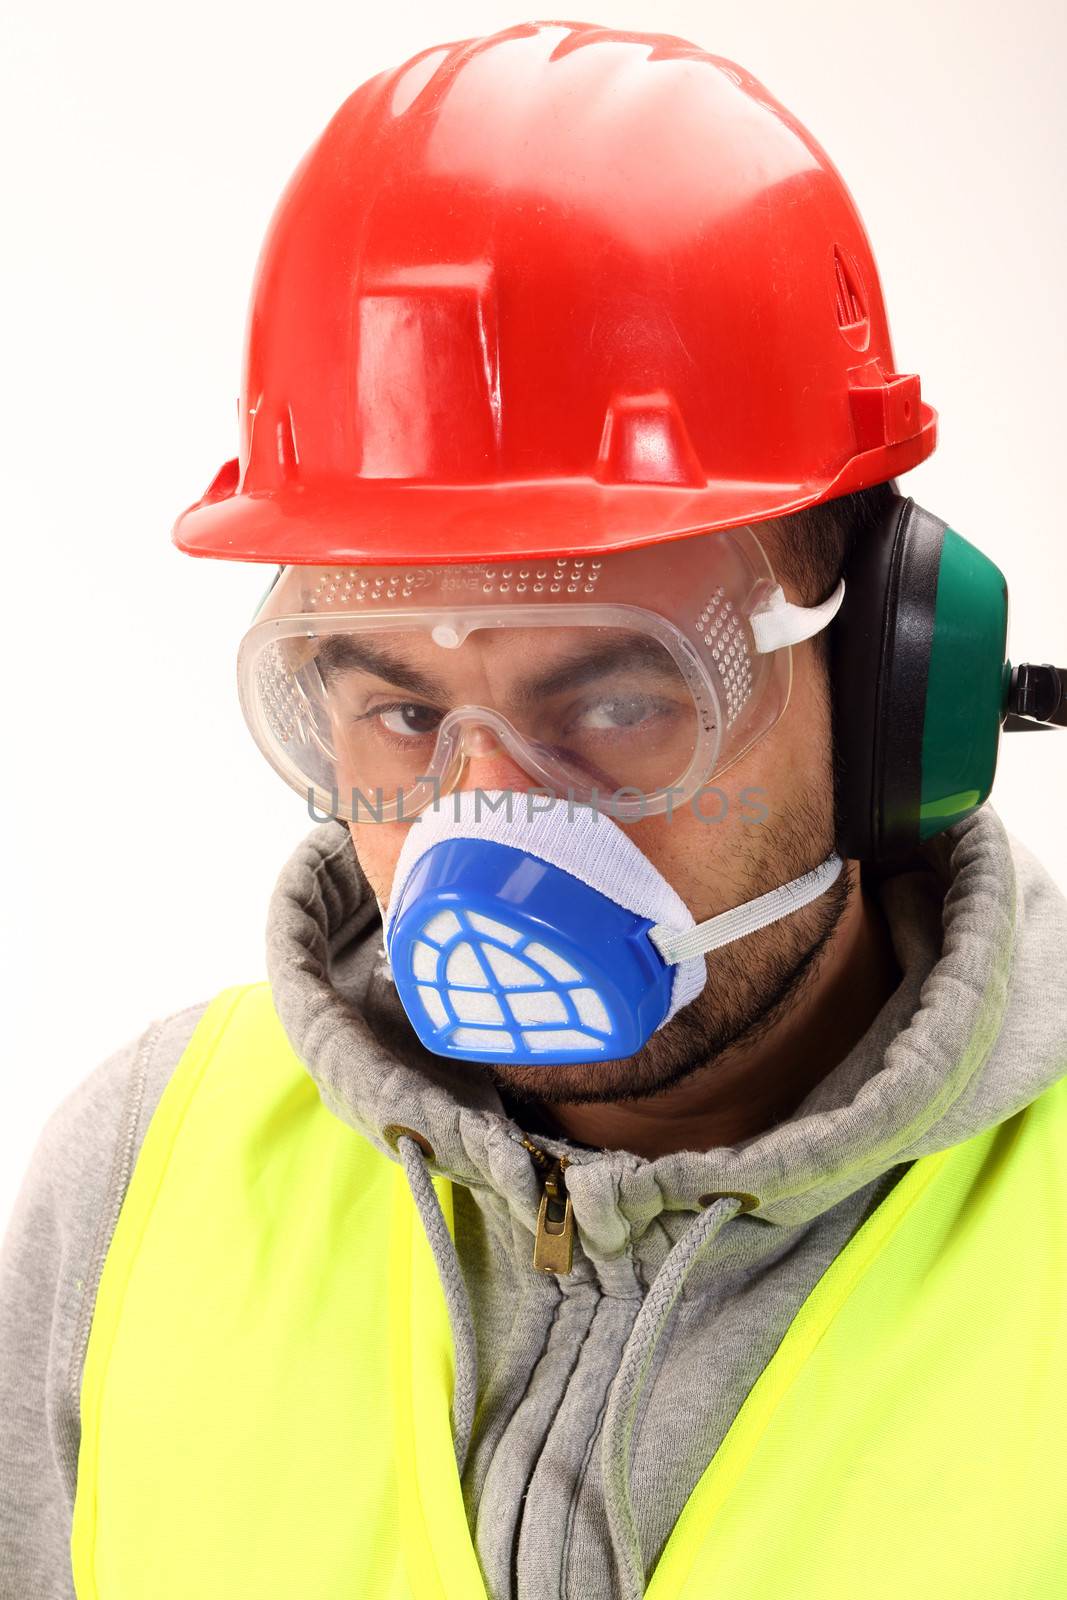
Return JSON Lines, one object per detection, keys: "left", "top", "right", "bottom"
{"left": 382, "top": 791, "right": 842, "bottom": 1064}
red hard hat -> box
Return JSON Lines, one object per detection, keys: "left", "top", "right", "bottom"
{"left": 172, "top": 20, "right": 936, "bottom": 567}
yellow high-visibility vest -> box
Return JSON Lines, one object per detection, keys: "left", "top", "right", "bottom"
{"left": 71, "top": 981, "right": 1067, "bottom": 1598}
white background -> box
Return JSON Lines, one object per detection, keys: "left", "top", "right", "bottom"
{"left": 3, "top": 0, "right": 1065, "bottom": 1235}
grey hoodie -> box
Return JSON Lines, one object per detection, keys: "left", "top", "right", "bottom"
{"left": 3, "top": 802, "right": 1067, "bottom": 1600}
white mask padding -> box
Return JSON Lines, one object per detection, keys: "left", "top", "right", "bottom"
{"left": 383, "top": 791, "right": 708, "bottom": 1030}
{"left": 749, "top": 577, "right": 846, "bottom": 654}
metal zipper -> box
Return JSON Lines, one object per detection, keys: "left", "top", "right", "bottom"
{"left": 520, "top": 1135, "right": 574, "bottom": 1275}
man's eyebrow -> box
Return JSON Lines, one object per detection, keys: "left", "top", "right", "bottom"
{"left": 512, "top": 635, "right": 681, "bottom": 705}
{"left": 314, "top": 637, "right": 445, "bottom": 700}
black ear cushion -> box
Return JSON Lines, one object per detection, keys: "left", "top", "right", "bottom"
{"left": 830, "top": 494, "right": 945, "bottom": 864}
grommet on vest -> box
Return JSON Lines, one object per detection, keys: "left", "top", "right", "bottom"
{"left": 382, "top": 1123, "right": 437, "bottom": 1163}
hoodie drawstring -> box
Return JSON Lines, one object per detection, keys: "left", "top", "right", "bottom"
{"left": 599, "top": 1193, "right": 744, "bottom": 1599}
{"left": 396, "top": 1135, "right": 479, "bottom": 1477}
{"left": 397, "top": 1134, "right": 743, "bottom": 1598}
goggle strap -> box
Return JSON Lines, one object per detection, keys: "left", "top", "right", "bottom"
{"left": 749, "top": 577, "right": 846, "bottom": 654}
{"left": 649, "top": 851, "right": 844, "bottom": 965}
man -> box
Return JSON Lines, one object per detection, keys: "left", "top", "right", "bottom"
{"left": 3, "top": 20, "right": 1067, "bottom": 1600}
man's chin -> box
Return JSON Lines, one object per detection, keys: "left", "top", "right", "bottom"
{"left": 480, "top": 1010, "right": 723, "bottom": 1111}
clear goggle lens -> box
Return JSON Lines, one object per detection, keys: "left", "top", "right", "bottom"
{"left": 237, "top": 527, "right": 794, "bottom": 822}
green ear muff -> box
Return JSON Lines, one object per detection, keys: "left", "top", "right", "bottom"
{"left": 916, "top": 525, "right": 1012, "bottom": 841}
{"left": 830, "top": 494, "right": 1009, "bottom": 864}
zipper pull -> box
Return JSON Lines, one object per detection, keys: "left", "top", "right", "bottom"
{"left": 533, "top": 1156, "right": 574, "bottom": 1275}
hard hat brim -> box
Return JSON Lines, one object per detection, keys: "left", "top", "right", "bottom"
{"left": 172, "top": 411, "right": 935, "bottom": 566}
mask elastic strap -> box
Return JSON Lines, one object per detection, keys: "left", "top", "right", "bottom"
{"left": 649, "top": 851, "right": 844, "bottom": 965}
{"left": 749, "top": 577, "right": 846, "bottom": 654}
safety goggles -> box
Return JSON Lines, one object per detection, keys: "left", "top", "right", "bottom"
{"left": 236, "top": 525, "right": 844, "bottom": 822}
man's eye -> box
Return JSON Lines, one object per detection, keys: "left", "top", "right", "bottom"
{"left": 574, "top": 696, "right": 663, "bottom": 731}
{"left": 377, "top": 703, "right": 443, "bottom": 737}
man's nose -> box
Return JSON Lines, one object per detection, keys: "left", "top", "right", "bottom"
{"left": 456, "top": 724, "right": 543, "bottom": 795}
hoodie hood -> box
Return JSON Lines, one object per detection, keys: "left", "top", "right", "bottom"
{"left": 265, "top": 802, "right": 1067, "bottom": 1250}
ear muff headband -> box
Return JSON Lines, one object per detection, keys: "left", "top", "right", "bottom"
{"left": 831, "top": 493, "right": 1011, "bottom": 864}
